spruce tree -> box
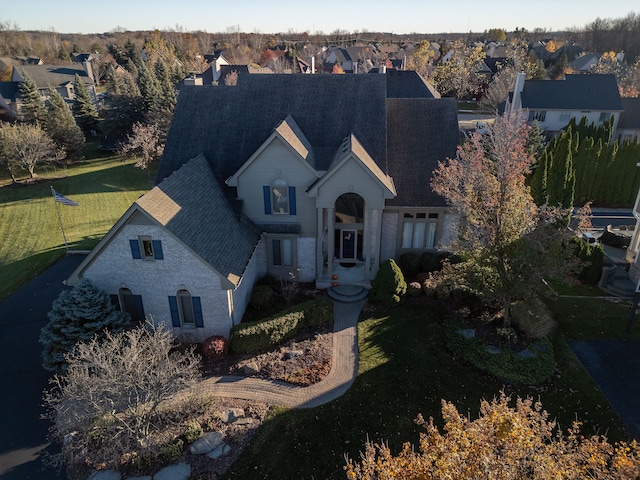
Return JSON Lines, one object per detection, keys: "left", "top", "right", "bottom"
{"left": 72, "top": 74, "right": 99, "bottom": 137}
{"left": 40, "top": 279, "right": 130, "bottom": 372}
{"left": 19, "top": 71, "right": 47, "bottom": 125}
{"left": 137, "top": 61, "right": 162, "bottom": 117}
{"left": 45, "top": 88, "right": 85, "bottom": 160}
{"left": 371, "top": 259, "right": 407, "bottom": 306}
{"left": 154, "top": 59, "right": 176, "bottom": 114}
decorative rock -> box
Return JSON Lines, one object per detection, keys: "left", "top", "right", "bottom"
{"left": 207, "top": 443, "right": 232, "bottom": 459}
{"left": 243, "top": 361, "right": 260, "bottom": 375}
{"left": 456, "top": 329, "right": 475, "bottom": 340}
{"left": 219, "top": 408, "right": 245, "bottom": 423}
{"left": 189, "top": 431, "right": 223, "bottom": 455}
{"left": 285, "top": 350, "right": 303, "bottom": 360}
{"left": 87, "top": 470, "right": 121, "bottom": 480}
{"left": 234, "top": 417, "right": 253, "bottom": 426}
{"left": 485, "top": 345, "right": 502, "bottom": 354}
{"left": 518, "top": 349, "right": 538, "bottom": 359}
{"left": 153, "top": 462, "right": 191, "bottom": 480}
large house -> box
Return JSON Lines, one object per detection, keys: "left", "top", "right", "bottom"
{"left": 67, "top": 71, "right": 459, "bottom": 341}
{"left": 506, "top": 73, "right": 623, "bottom": 137}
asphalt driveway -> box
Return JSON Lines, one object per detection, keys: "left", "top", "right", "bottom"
{"left": 0, "top": 254, "right": 84, "bottom": 480}
{"left": 569, "top": 339, "right": 640, "bottom": 440}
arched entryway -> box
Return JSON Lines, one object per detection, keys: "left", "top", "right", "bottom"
{"left": 334, "top": 193, "right": 364, "bottom": 266}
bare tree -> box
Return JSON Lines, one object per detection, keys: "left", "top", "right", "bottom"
{"left": 119, "top": 121, "right": 166, "bottom": 170}
{"left": 0, "top": 122, "right": 64, "bottom": 180}
{"left": 43, "top": 322, "right": 201, "bottom": 473}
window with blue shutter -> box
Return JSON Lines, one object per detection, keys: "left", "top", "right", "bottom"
{"left": 193, "top": 297, "right": 204, "bottom": 328}
{"left": 152, "top": 240, "right": 163, "bottom": 259}
{"left": 263, "top": 185, "right": 271, "bottom": 214}
{"left": 289, "top": 186, "right": 296, "bottom": 215}
{"left": 168, "top": 296, "right": 180, "bottom": 327}
{"left": 110, "top": 294, "right": 121, "bottom": 310}
{"left": 130, "top": 240, "right": 142, "bottom": 259}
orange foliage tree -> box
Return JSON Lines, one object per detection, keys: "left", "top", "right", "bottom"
{"left": 346, "top": 393, "right": 640, "bottom": 479}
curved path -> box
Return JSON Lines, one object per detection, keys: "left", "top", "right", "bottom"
{"left": 188, "top": 299, "right": 364, "bottom": 409}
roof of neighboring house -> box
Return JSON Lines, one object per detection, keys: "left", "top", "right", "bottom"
{"left": 136, "top": 153, "right": 261, "bottom": 286}
{"left": 520, "top": 74, "right": 623, "bottom": 111}
{"left": 618, "top": 98, "right": 640, "bottom": 129}
{"left": 386, "top": 98, "right": 458, "bottom": 207}
{"left": 384, "top": 69, "right": 440, "bottom": 98}
{"left": 568, "top": 53, "right": 599, "bottom": 72}
{"left": 483, "top": 57, "right": 508, "bottom": 74}
{"left": 0, "top": 81, "right": 19, "bottom": 102}
{"left": 13, "top": 64, "right": 93, "bottom": 88}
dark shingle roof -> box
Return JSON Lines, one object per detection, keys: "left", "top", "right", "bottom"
{"left": 386, "top": 98, "right": 459, "bottom": 207}
{"left": 384, "top": 70, "right": 440, "bottom": 98}
{"left": 137, "top": 153, "right": 260, "bottom": 285}
{"left": 158, "top": 74, "right": 388, "bottom": 184}
{"left": 521, "top": 74, "right": 623, "bottom": 111}
{"left": 14, "top": 64, "right": 93, "bottom": 88}
{"left": 618, "top": 98, "right": 640, "bottom": 129}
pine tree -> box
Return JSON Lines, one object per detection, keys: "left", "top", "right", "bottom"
{"left": 154, "top": 59, "right": 176, "bottom": 114}
{"left": 40, "top": 279, "right": 130, "bottom": 372}
{"left": 72, "top": 74, "right": 100, "bottom": 137}
{"left": 45, "top": 88, "right": 85, "bottom": 160}
{"left": 18, "top": 71, "right": 47, "bottom": 125}
{"left": 137, "top": 61, "right": 162, "bottom": 117}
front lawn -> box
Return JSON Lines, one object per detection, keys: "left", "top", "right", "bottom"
{"left": 223, "top": 301, "right": 635, "bottom": 479}
{"left": 0, "top": 147, "right": 152, "bottom": 300}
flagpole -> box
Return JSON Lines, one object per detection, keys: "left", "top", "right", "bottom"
{"left": 51, "top": 186, "right": 69, "bottom": 253}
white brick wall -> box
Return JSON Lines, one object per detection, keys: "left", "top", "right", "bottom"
{"left": 380, "top": 211, "right": 398, "bottom": 261}
{"left": 297, "top": 237, "right": 316, "bottom": 282}
{"left": 84, "top": 224, "right": 233, "bottom": 342}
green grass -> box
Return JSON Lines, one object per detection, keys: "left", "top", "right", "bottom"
{"left": 0, "top": 145, "right": 152, "bottom": 300}
{"left": 224, "top": 302, "right": 637, "bottom": 480}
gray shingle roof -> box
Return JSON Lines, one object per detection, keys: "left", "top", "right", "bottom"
{"left": 619, "top": 98, "right": 640, "bottom": 129}
{"left": 384, "top": 70, "right": 440, "bottom": 98}
{"left": 386, "top": 98, "right": 459, "bottom": 207}
{"left": 137, "top": 153, "right": 260, "bottom": 285}
{"left": 158, "top": 74, "right": 388, "bottom": 184}
{"left": 521, "top": 74, "right": 623, "bottom": 111}
{"left": 13, "top": 64, "right": 93, "bottom": 88}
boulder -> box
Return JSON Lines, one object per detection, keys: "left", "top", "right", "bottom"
{"left": 456, "top": 329, "right": 475, "bottom": 340}
{"left": 153, "top": 463, "right": 191, "bottom": 480}
{"left": 219, "top": 408, "right": 245, "bottom": 423}
{"left": 243, "top": 361, "right": 260, "bottom": 375}
{"left": 207, "top": 443, "right": 232, "bottom": 459}
{"left": 189, "top": 431, "right": 223, "bottom": 455}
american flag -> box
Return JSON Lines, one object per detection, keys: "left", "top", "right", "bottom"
{"left": 53, "top": 190, "right": 79, "bottom": 206}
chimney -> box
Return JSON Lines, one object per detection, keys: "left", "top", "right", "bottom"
{"left": 380, "top": 64, "right": 386, "bottom": 74}
{"left": 184, "top": 74, "right": 203, "bottom": 86}
{"left": 510, "top": 72, "right": 526, "bottom": 113}
{"left": 311, "top": 56, "right": 315, "bottom": 74}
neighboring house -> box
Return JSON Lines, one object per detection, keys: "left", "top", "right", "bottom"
{"left": 0, "top": 81, "right": 19, "bottom": 121}
{"left": 506, "top": 73, "right": 623, "bottom": 137}
{"left": 68, "top": 72, "right": 459, "bottom": 340}
{"left": 616, "top": 98, "right": 640, "bottom": 143}
{"left": 568, "top": 53, "right": 600, "bottom": 73}
{"left": 10, "top": 63, "right": 97, "bottom": 104}
{"left": 203, "top": 51, "right": 231, "bottom": 83}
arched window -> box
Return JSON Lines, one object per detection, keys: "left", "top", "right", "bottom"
{"left": 116, "top": 287, "right": 145, "bottom": 323}
{"left": 177, "top": 289, "right": 195, "bottom": 325}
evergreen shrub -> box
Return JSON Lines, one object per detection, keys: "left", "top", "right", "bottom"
{"left": 370, "top": 259, "right": 407, "bottom": 306}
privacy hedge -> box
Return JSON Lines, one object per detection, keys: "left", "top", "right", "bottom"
{"left": 229, "top": 297, "right": 333, "bottom": 354}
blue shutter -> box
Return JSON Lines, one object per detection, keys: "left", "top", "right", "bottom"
{"left": 129, "top": 240, "right": 141, "bottom": 259}
{"left": 110, "top": 294, "right": 121, "bottom": 310}
{"left": 289, "top": 186, "right": 296, "bottom": 215}
{"left": 263, "top": 185, "right": 272, "bottom": 215}
{"left": 133, "top": 295, "right": 145, "bottom": 323}
{"left": 193, "top": 296, "right": 204, "bottom": 328}
{"left": 152, "top": 240, "right": 163, "bottom": 260}
{"left": 168, "top": 296, "right": 180, "bottom": 327}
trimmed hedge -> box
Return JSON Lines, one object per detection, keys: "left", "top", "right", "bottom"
{"left": 230, "top": 297, "right": 333, "bottom": 354}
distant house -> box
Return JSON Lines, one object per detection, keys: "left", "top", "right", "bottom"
{"left": 506, "top": 73, "right": 623, "bottom": 137}
{"left": 617, "top": 98, "right": 640, "bottom": 143}
{"left": 67, "top": 72, "right": 459, "bottom": 341}
{"left": 568, "top": 53, "right": 600, "bottom": 73}
{"left": 0, "top": 82, "right": 19, "bottom": 121}
{"left": 10, "top": 63, "right": 97, "bottom": 104}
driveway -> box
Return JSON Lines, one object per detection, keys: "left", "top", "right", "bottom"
{"left": 0, "top": 254, "right": 85, "bottom": 480}
{"left": 569, "top": 340, "right": 640, "bottom": 440}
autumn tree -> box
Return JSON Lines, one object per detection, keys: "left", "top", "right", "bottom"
{"left": 43, "top": 323, "right": 201, "bottom": 473}
{"left": 45, "top": 87, "right": 85, "bottom": 160}
{"left": 72, "top": 74, "right": 99, "bottom": 137}
{"left": 0, "top": 122, "right": 64, "bottom": 179}
{"left": 433, "top": 39, "right": 486, "bottom": 98}
{"left": 346, "top": 393, "right": 640, "bottom": 480}
{"left": 411, "top": 40, "right": 438, "bottom": 79}
{"left": 485, "top": 28, "right": 507, "bottom": 42}
{"left": 431, "top": 112, "right": 575, "bottom": 325}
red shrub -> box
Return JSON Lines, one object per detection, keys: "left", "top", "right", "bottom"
{"left": 202, "top": 335, "right": 228, "bottom": 360}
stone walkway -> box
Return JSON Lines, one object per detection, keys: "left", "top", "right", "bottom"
{"left": 189, "top": 299, "right": 364, "bottom": 408}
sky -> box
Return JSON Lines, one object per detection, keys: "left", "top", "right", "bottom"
{"left": 3, "top": 0, "right": 639, "bottom": 35}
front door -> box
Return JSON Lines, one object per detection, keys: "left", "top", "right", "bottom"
{"left": 340, "top": 229, "right": 357, "bottom": 260}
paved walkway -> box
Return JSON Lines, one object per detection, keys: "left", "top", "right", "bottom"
{"left": 188, "top": 299, "right": 364, "bottom": 408}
